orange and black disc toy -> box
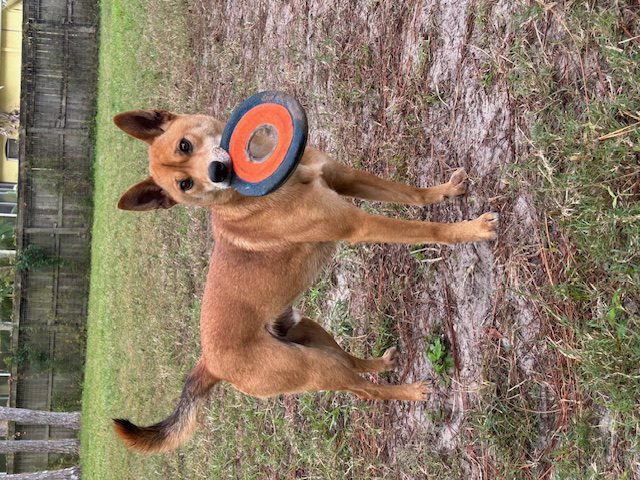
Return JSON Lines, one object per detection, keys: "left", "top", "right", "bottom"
{"left": 217, "top": 91, "right": 308, "bottom": 197}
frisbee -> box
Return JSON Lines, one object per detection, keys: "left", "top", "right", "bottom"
{"left": 216, "top": 91, "right": 308, "bottom": 196}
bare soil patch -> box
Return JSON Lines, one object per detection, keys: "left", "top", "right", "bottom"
{"left": 174, "top": 0, "right": 554, "bottom": 476}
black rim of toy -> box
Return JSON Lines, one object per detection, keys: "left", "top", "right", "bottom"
{"left": 220, "top": 91, "right": 308, "bottom": 197}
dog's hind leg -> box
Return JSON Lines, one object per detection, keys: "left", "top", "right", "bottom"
{"left": 283, "top": 315, "right": 399, "bottom": 374}
{"left": 238, "top": 337, "right": 427, "bottom": 401}
{"left": 300, "top": 346, "right": 428, "bottom": 401}
{"left": 321, "top": 160, "right": 467, "bottom": 205}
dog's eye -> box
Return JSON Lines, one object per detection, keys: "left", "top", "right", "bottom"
{"left": 178, "top": 138, "right": 193, "bottom": 154}
{"left": 178, "top": 178, "right": 194, "bottom": 192}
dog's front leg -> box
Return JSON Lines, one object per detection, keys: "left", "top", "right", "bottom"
{"left": 345, "top": 211, "right": 498, "bottom": 245}
{"left": 321, "top": 160, "right": 467, "bottom": 205}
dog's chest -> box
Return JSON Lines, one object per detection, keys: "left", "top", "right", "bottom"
{"left": 301, "top": 241, "right": 336, "bottom": 286}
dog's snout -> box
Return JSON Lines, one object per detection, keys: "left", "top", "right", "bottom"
{"left": 208, "top": 161, "right": 229, "bottom": 183}
{"left": 207, "top": 147, "right": 231, "bottom": 184}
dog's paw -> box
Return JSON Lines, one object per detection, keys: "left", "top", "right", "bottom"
{"left": 473, "top": 212, "right": 499, "bottom": 241}
{"left": 445, "top": 168, "right": 468, "bottom": 198}
{"left": 406, "top": 381, "right": 430, "bottom": 401}
{"left": 381, "top": 346, "right": 399, "bottom": 371}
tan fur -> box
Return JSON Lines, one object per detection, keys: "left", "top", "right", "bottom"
{"left": 113, "top": 359, "right": 218, "bottom": 453}
{"left": 112, "top": 109, "right": 498, "bottom": 452}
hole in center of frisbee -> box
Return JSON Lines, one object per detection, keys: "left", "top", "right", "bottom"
{"left": 246, "top": 124, "right": 279, "bottom": 164}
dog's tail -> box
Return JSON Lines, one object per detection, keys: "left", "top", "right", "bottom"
{"left": 113, "top": 359, "right": 219, "bottom": 453}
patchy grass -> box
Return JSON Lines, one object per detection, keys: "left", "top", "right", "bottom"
{"left": 496, "top": 1, "right": 640, "bottom": 477}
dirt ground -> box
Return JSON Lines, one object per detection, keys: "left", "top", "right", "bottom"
{"left": 146, "top": 0, "right": 635, "bottom": 477}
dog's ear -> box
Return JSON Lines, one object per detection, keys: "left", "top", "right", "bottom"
{"left": 113, "top": 110, "right": 176, "bottom": 144}
{"left": 118, "top": 177, "right": 177, "bottom": 211}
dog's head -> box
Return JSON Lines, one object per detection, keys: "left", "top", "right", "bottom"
{"left": 114, "top": 110, "right": 234, "bottom": 211}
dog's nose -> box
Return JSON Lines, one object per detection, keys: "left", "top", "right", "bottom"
{"left": 208, "top": 161, "right": 229, "bottom": 183}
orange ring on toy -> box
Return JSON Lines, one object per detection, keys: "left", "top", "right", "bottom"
{"left": 228, "top": 104, "right": 294, "bottom": 184}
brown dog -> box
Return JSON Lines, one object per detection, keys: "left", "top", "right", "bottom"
{"left": 111, "top": 109, "right": 498, "bottom": 453}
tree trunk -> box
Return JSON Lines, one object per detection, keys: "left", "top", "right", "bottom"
{"left": 0, "top": 466, "right": 81, "bottom": 479}
{"left": 0, "top": 439, "right": 79, "bottom": 454}
{"left": 0, "top": 408, "right": 81, "bottom": 430}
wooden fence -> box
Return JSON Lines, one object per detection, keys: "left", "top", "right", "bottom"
{"left": 8, "top": 0, "right": 98, "bottom": 473}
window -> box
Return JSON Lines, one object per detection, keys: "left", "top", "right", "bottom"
{"left": 4, "top": 139, "right": 18, "bottom": 161}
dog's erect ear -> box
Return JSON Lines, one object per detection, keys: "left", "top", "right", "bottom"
{"left": 118, "top": 177, "right": 177, "bottom": 211}
{"left": 113, "top": 110, "right": 176, "bottom": 144}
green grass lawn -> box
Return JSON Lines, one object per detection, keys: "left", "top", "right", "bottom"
{"left": 82, "top": 0, "right": 640, "bottom": 478}
{"left": 81, "top": 1, "right": 379, "bottom": 478}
